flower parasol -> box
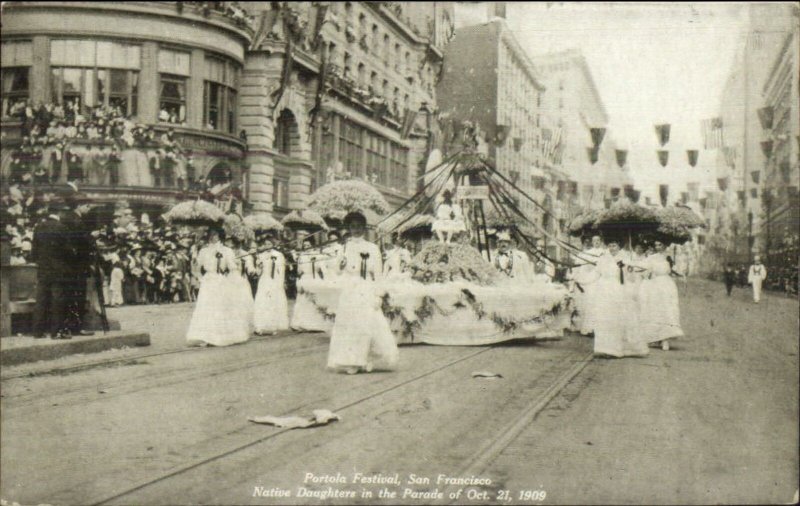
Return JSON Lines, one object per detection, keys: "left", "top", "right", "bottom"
{"left": 162, "top": 199, "right": 226, "bottom": 226}
{"left": 280, "top": 209, "right": 329, "bottom": 230}
{"left": 567, "top": 199, "right": 660, "bottom": 246}
{"left": 243, "top": 213, "right": 284, "bottom": 232}
{"left": 652, "top": 205, "right": 705, "bottom": 245}
{"left": 307, "top": 179, "right": 390, "bottom": 220}
{"left": 377, "top": 213, "right": 433, "bottom": 236}
{"left": 224, "top": 213, "right": 256, "bottom": 244}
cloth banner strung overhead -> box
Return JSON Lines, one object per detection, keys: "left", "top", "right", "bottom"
{"left": 657, "top": 150, "right": 669, "bottom": 167}
{"left": 587, "top": 146, "right": 599, "bottom": 165}
{"left": 590, "top": 127, "right": 606, "bottom": 148}
{"left": 655, "top": 124, "right": 671, "bottom": 146}
{"left": 615, "top": 149, "right": 627, "bottom": 168}
{"left": 687, "top": 150, "right": 699, "bottom": 167}
{"left": 760, "top": 140, "right": 773, "bottom": 159}
{"left": 757, "top": 106, "right": 774, "bottom": 130}
{"left": 701, "top": 117, "right": 724, "bottom": 149}
{"left": 751, "top": 171, "right": 760, "bottom": 184}
{"left": 659, "top": 184, "right": 669, "bottom": 207}
{"left": 717, "top": 177, "right": 729, "bottom": 192}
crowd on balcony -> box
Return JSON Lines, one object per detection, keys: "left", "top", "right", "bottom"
{"left": 178, "top": 2, "right": 255, "bottom": 29}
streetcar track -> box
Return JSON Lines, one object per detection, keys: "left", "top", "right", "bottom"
{"left": 89, "top": 346, "right": 495, "bottom": 506}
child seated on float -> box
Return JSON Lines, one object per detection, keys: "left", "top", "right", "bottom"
{"left": 431, "top": 189, "right": 466, "bottom": 244}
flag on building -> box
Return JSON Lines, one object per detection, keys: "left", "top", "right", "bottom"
{"left": 717, "top": 177, "right": 729, "bottom": 192}
{"left": 549, "top": 128, "right": 562, "bottom": 158}
{"left": 687, "top": 150, "right": 699, "bottom": 167}
{"left": 723, "top": 145, "right": 737, "bottom": 167}
{"left": 748, "top": 31, "right": 764, "bottom": 50}
{"left": 552, "top": 143, "right": 565, "bottom": 165}
{"left": 541, "top": 128, "right": 552, "bottom": 157}
{"left": 701, "top": 117, "right": 724, "bottom": 149}
{"left": 659, "top": 184, "right": 669, "bottom": 207}
{"left": 401, "top": 110, "right": 418, "bottom": 139}
{"left": 587, "top": 146, "right": 599, "bottom": 165}
{"left": 751, "top": 171, "right": 760, "bottom": 184}
{"left": 655, "top": 124, "right": 670, "bottom": 146}
{"left": 615, "top": 149, "right": 627, "bottom": 168}
{"left": 590, "top": 127, "right": 606, "bottom": 148}
{"left": 760, "top": 140, "right": 773, "bottom": 159}
{"left": 757, "top": 106, "right": 774, "bottom": 130}
{"left": 657, "top": 150, "right": 669, "bottom": 167}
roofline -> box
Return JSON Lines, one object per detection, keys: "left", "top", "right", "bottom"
{"left": 493, "top": 19, "right": 546, "bottom": 91}
{"left": 533, "top": 49, "right": 608, "bottom": 124}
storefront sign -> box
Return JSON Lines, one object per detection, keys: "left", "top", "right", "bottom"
{"left": 457, "top": 186, "right": 489, "bottom": 200}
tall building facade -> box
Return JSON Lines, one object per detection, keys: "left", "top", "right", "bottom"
{"left": 532, "top": 49, "right": 632, "bottom": 258}
{"left": 436, "top": 20, "right": 545, "bottom": 227}
{"left": 708, "top": 2, "right": 798, "bottom": 263}
{"left": 1, "top": 2, "right": 253, "bottom": 216}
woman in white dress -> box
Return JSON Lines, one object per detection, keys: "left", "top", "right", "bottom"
{"left": 186, "top": 226, "right": 251, "bottom": 347}
{"left": 431, "top": 189, "right": 466, "bottom": 244}
{"left": 253, "top": 234, "right": 289, "bottom": 335}
{"left": 572, "top": 236, "right": 604, "bottom": 336}
{"left": 383, "top": 234, "right": 412, "bottom": 280}
{"left": 593, "top": 240, "right": 649, "bottom": 358}
{"left": 327, "top": 211, "right": 399, "bottom": 374}
{"left": 638, "top": 240, "right": 684, "bottom": 350}
{"left": 290, "top": 238, "right": 331, "bottom": 332}
{"left": 230, "top": 237, "right": 255, "bottom": 338}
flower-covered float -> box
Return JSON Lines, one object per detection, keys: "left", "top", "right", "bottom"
{"left": 296, "top": 148, "right": 574, "bottom": 346}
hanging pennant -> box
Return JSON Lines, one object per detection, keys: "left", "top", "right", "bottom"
{"left": 590, "top": 127, "right": 606, "bottom": 148}
{"left": 687, "top": 150, "right": 699, "bottom": 167}
{"left": 737, "top": 190, "right": 746, "bottom": 202}
{"left": 586, "top": 146, "right": 600, "bottom": 165}
{"left": 699, "top": 197, "right": 708, "bottom": 209}
{"left": 631, "top": 190, "right": 641, "bottom": 203}
{"left": 751, "top": 171, "right": 760, "bottom": 184}
{"left": 657, "top": 150, "right": 669, "bottom": 167}
{"left": 760, "top": 140, "right": 773, "bottom": 159}
{"left": 655, "top": 124, "right": 671, "bottom": 146}
{"left": 659, "top": 184, "right": 669, "bottom": 207}
{"left": 757, "top": 106, "right": 774, "bottom": 130}
{"left": 717, "top": 177, "right": 729, "bottom": 191}
{"left": 615, "top": 149, "right": 627, "bottom": 168}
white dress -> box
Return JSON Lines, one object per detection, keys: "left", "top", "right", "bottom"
{"left": 186, "top": 243, "right": 251, "bottom": 346}
{"left": 232, "top": 249, "right": 255, "bottom": 336}
{"left": 327, "top": 237, "right": 399, "bottom": 372}
{"left": 253, "top": 249, "right": 290, "bottom": 334}
{"left": 291, "top": 249, "right": 332, "bottom": 332}
{"left": 593, "top": 252, "right": 649, "bottom": 358}
{"left": 638, "top": 253, "right": 684, "bottom": 343}
{"left": 431, "top": 203, "right": 466, "bottom": 233}
{"left": 573, "top": 248, "right": 603, "bottom": 335}
{"left": 383, "top": 247, "right": 412, "bottom": 279}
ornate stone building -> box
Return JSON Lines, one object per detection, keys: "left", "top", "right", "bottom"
{"left": 239, "top": 1, "right": 455, "bottom": 217}
{"left": 1, "top": 2, "right": 254, "bottom": 216}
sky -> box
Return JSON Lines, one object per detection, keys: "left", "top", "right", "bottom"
{"left": 453, "top": 2, "right": 747, "bottom": 200}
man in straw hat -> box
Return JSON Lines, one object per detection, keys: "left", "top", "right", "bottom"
{"left": 493, "top": 230, "right": 534, "bottom": 282}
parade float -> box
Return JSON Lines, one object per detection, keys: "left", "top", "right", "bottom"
{"left": 297, "top": 141, "right": 579, "bottom": 346}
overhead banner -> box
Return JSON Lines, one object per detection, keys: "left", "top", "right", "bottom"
{"left": 655, "top": 124, "right": 671, "bottom": 146}
{"left": 760, "top": 140, "right": 773, "bottom": 159}
{"left": 717, "top": 177, "right": 729, "bottom": 192}
{"left": 659, "top": 184, "right": 669, "bottom": 207}
{"left": 587, "top": 146, "right": 599, "bottom": 165}
{"left": 615, "top": 149, "right": 627, "bottom": 168}
{"left": 590, "top": 127, "right": 606, "bottom": 148}
{"left": 657, "top": 150, "right": 669, "bottom": 167}
{"left": 757, "top": 106, "right": 774, "bottom": 130}
{"left": 687, "top": 149, "right": 699, "bottom": 167}
{"left": 751, "top": 171, "right": 760, "bottom": 184}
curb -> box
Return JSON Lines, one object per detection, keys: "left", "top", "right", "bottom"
{"left": 1, "top": 333, "right": 151, "bottom": 367}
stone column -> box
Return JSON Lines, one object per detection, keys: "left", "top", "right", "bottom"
{"left": 30, "top": 36, "right": 50, "bottom": 104}
{"left": 187, "top": 49, "right": 205, "bottom": 130}
{"left": 137, "top": 42, "right": 159, "bottom": 124}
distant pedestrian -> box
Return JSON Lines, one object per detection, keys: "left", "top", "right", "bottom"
{"left": 723, "top": 262, "right": 736, "bottom": 296}
{"left": 747, "top": 256, "right": 768, "bottom": 303}
{"left": 109, "top": 262, "right": 125, "bottom": 306}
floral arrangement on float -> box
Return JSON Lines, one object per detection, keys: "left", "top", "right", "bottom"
{"left": 655, "top": 205, "right": 705, "bottom": 243}
{"left": 307, "top": 179, "right": 390, "bottom": 220}
{"left": 162, "top": 199, "right": 226, "bottom": 227}
{"left": 408, "top": 240, "right": 498, "bottom": 286}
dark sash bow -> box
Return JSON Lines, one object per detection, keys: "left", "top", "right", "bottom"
{"left": 271, "top": 255, "right": 277, "bottom": 279}
{"left": 360, "top": 252, "right": 369, "bottom": 280}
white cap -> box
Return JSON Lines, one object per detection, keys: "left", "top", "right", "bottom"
{"left": 497, "top": 231, "right": 512, "bottom": 242}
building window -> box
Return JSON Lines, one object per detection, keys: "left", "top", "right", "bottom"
{"left": 369, "top": 71, "right": 379, "bottom": 94}
{"left": 357, "top": 63, "right": 366, "bottom": 86}
{"left": 204, "top": 56, "right": 239, "bottom": 133}
{"left": 390, "top": 143, "right": 408, "bottom": 192}
{"left": 274, "top": 108, "right": 297, "bottom": 156}
{"left": 272, "top": 177, "right": 289, "bottom": 208}
{"left": 1, "top": 41, "right": 32, "bottom": 118}
{"left": 367, "top": 132, "right": 388, "bottom": 186}
{"left": 158, "top": 49, "right": 190, "bottom": 124}
{"left": 339, "top": 119, "right": 362, "bottom": 177}
{"left": 50, "top": 39, "right": 140, "bottom": 116}
{"left": 383, "top": 35, "right": 391, "bottom": 64}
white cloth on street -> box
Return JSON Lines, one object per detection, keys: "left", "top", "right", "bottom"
{"left": 186, "top": 243, "right": 251, "bottom": 346}
{"left": 327, "top": 237, "right": 399, "bottom": 372}
{"left": 638, "top": 252, "right": 683, "bottom": 343}
{"left": 592, "top": 251, "right": 649, "bottom": 358}
{"left": 253, "top": 249, "right": 289, "bottom": 333}
{"left": 747, "top": 264, "right": 767, "bottom": 302}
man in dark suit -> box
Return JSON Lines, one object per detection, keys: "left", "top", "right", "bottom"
{"left": 31, "top": 202, "right": 72, "bottom": 339}
{"left": 61, "top": 188, "right": 97, "bottom": 336}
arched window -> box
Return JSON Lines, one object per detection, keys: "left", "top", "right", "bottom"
{"left": 207, "top": 162, "right": 233, "bottom": 187}
{"left": 273, "top": 108, "right": 298, "bottom": 156}
{"left": 357, "top": 63, "right": 366, "bottom": 86}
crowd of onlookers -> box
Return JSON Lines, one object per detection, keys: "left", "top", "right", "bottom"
{"left": 179, "top": 2, "right": 255, "bottom": 28}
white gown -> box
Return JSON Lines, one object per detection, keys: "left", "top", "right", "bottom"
{"left": 232, "top": 249, "right": 255, "bottom": 337}
{"left": 572, "top": 248, "right": 603, "bottom": 335}
{"left": 186, "top": 243, "right": 251, "bottom": 346}
{"left": 593, "top": 252, "right": 649, "bottom": 358}
{"left": 327, "top": 237, "right": 399, "bottom": 372}
{"left": 291, "top": 249, "right": 333, "bottom": 332}
{"left": 253, "top": 249, "right": 290, "bottom": 334}
{"left": 638, "top": 253, "right": 684, "bottom": 343}
{"left": 383, "top": 247, "right": 412, "bottom": 280}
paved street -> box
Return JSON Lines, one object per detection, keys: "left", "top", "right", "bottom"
{"left": 1, "top": 279, "right": 797, "bottom": 505}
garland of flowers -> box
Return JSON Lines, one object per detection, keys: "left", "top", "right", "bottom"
{"left": 298, "top": 287, "right": 337, "bottom": 322}
{"left": 307, "top": 179, "right": 390, "bottom": 219}
{"left": 162, "top": 200, "right": 226, "bottom": 225}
